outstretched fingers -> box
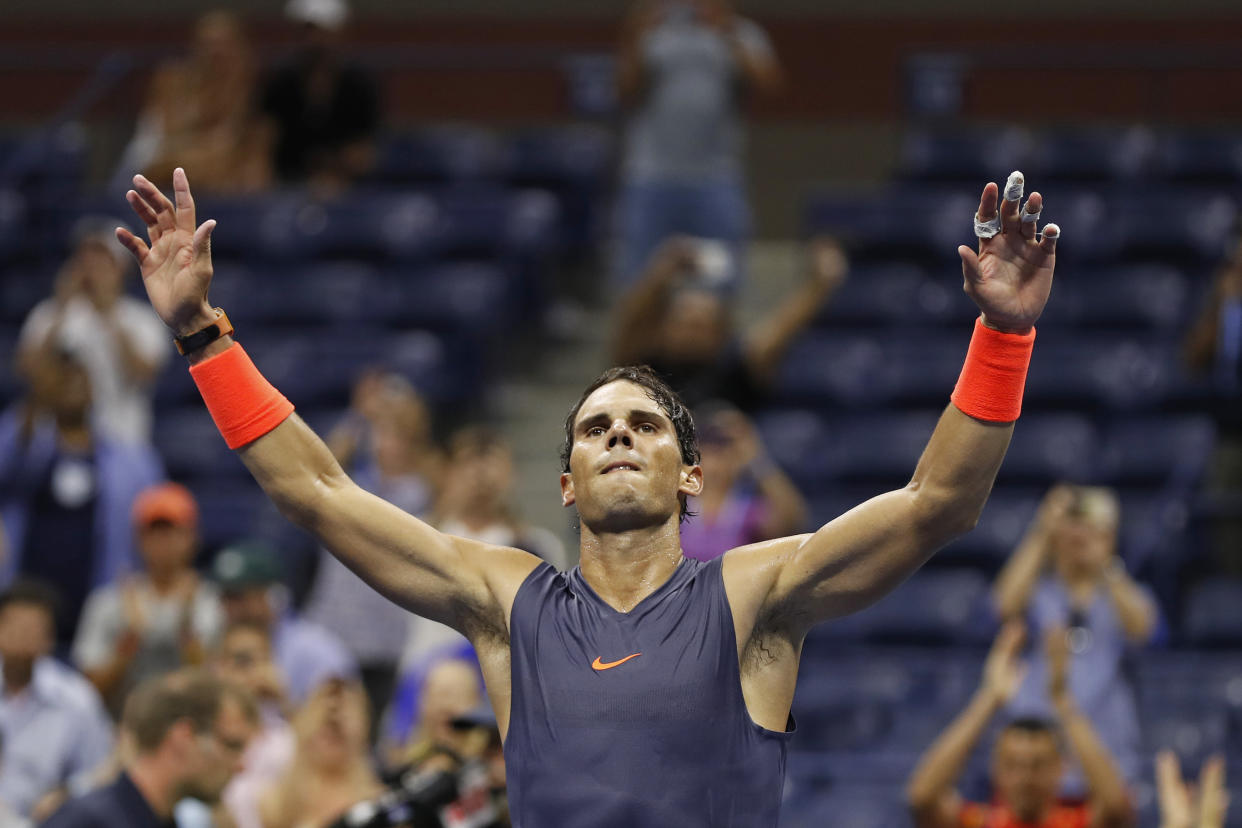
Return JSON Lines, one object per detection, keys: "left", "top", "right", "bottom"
{"left": 1019, "top": 192, "right": 1043, "bottom": 241}
{"left": 115, "top": 226, "right": 150, "bottom": 266}
{"left": 132, "top": 174, "right": 176, "bottom": 237}
{"left": 193, "top": 219, "right": 217, "bottom": 261}
{"left": 973, "top": 182, "right": 1001, "bottom": 240}
{"left": 172, "top": 167, "right": 197, "bottom": 233}
{"left": 1000, "top": 171, "right": 1024, "bottom": 232}
{"left": 1038, "top": 223, "right": 1060, "bottom": 261}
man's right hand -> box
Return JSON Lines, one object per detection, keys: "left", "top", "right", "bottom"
{"left": 116, "top": 168, "right": 219, "bottom": 337}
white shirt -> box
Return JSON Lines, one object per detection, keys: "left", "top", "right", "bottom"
{"left": 19, "top": 295, "right": 170, "bottom": 445}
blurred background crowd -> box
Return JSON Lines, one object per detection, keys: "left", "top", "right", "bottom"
{"left": 0, "top": 0, "right": 1240, "bottom": 825}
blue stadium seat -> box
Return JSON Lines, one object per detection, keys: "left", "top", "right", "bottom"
{"left": 1111, "top": 190, "right": 1238, "bottom": 263}
{"left": 816, "top": 569, "right": 992, "bottom": 645}
{"left": 1024, "top": 337, "right": 1176, "bottom": 411}
{"left": 502, "top": 126, "right": 613, "bottom": 190}
{"left": 389, "top": 261, "right": 514, "bottom": 332}
{"left": 776, "top": 333, "right": 900, "bottom": 408}
{"left": 1156, "top": 132, "right": 1242, "bottom": 183}
{"left": 755, "top": 408, "right": 832, "bottom": 486}
{"left": 1099, "top": 415, "right": 1216, "bottom": 485}
{"left": 188, "top": 481, "right": 266, "bottom": 553}
{"left": 1183, "top": 580, "right": 1242, "bottom": 647}
{"left": 780, "top": 786, "right": 911, "bottom": 828}
{"left": 997, "top": 414, "right": 1098, "bottom": 483}
{"left": 817, "top": 262, "right": 964, "bottom": 328}
{"left": 1029, "top": 126, "right": 1156, "bottom": 183}
{"left": 0, "top": 188, "right": 26, "bottom": 264}
{"left": 371, "top": 125, "right": 504, "bottom": 185}
{"left": 898, "top": 127, "right": 1034, "bottom": 183}
{"left": 153, "top": 407, "right": 240, "bottom": 482}
{"left": 939, "top": 488, "right": 1040, "bottom": 573}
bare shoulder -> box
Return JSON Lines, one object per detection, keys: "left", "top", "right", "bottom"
{"left": 451, "top": 536, "right": 544, "bottom": 639}
{"left": 721, "top": 534, "right": 813, "bottom": 635}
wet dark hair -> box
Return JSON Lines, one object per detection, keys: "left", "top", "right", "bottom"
{"left": 560, "top": 366, "right": 699, "bottom": 519}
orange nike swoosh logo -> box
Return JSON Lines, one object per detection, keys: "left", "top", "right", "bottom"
{"left": 592, "top": 653, "right": 642, "bottom": 671}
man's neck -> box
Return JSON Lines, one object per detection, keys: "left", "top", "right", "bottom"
{"left": 2, "top": 661, "right": 35, "bottom": 697}
{"left": 577, "top": 518, "right": 685, "bottom": 613}
{"left": 127, "top": 757, "right": 175, "bottom": 819}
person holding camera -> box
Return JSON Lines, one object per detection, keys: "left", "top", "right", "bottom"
{"left": 992, "top": 484, "right": 1159, "bottom": 787}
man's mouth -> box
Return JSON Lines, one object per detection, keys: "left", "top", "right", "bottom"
{"left": 601, "top": 462, "right": 641, "bottom": 475}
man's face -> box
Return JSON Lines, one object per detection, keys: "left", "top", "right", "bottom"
{"left": 215, "top": 628, "right": 272, "bottom": 696}
{"left": 0, "top": 604, "right": 53, "bottom": 667}
{"left": 221, "top": 588, "right": 273, "bottom": 628}
{"left": 138, "top": 522, "right": 197, "bottom": 579}
{"left": 561, "top": 381, "right": 701, "bottom": 533}
{"left": 991, "top": 729, "right": 1063, "bottom": 822}
{"left": 178, "top": 698, "right": 254, "bottom": 803}
{"left": 1051, "top": 517, "right": 1115, "bottom": 578}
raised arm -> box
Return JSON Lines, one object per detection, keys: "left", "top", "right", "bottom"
{"left": 610, "top": 237, "right": 697, "bottom": 366}
{"left": 906, "top": 623, "right": 1026, "bottom": 828}
{"left": 993, "top": 485, "right": 1071, "bottom": 619}
{"left": 1045, "top": 629, "right": 1134, "bottom": 828}
{"left": 741, "top": 174, "right": 1059, "bottom": 633}
{"left": 116, "top": 170, "right": 539, "bottom": 633}
{"left": 742, "top": 237, "right": 847, "bottom": 386}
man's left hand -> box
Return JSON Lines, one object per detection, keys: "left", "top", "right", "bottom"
{"left": 960, "top": 172, "right": 1059, "bottom": 334}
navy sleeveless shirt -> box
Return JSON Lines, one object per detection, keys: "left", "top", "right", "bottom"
{"left": 504, "top": 556, "right": 794, "bottom": 827}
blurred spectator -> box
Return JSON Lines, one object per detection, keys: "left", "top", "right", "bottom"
{"left": 614, "top": 0, "right": 782, "bottom": 287}
{"left": 681, "top": 405, "right": 805, "bottom": 561}
{"left": 257, "top": 678, "right": 384, "bottom": 827}
{"left": 433, "top": 427, "right": 569, "bottom": 570}
{"left": 611, "top": 236, "right": 847, "bottom": 412}
{"left": 0, "top": 581, "right": 112, "bottom": 819}
{"left": 905, "top": 623, "right": 1134, "bottom": 828}
{"left": 0, "top": 348, "right": 162, "bottom": 645}
{"left": 1183, "top": 246, "right": 1242, "bottom": 574}
{"left": 992, "top": 484, "right": 1159, "bottom": 787}
{"left": 215, "top": 622, "right": 296, "bottom": 828}
{"left": 389, "top": 657, "right": 483, "bottom": 772}
{"left": 212, "top": 540, "right": 357, "bottom": 705}
{"left": 342, "top": 700, "right": 507, "bottom": 828}
{"left": 308, "top": 378, "right": 441, "bottom": 728}
{"left": 112, "top": 11, "right": 272, "bottom": 195}
{"left": 72, "top": 483, "right": 222, "bottom": 716}
{"left": 260, "top": 0, "right": 381, "bottom": 193}
{"left": 1156, "top": 751, "right": 1229, "bottom": 828}
{"left": 41, "top": 668, "right": 256, "bottom": 827}
{"left": 16, "top": 220, "right": 170, "bottom": 446}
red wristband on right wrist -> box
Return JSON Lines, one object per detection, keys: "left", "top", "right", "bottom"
{"left": 950, "top": 318, "right": 1036, "bottom": 423}
{"left": 188, "top": 343, "right": 294, "bottom": 449}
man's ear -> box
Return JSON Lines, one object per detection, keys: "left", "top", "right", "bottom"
{"left": 679, "top": 464, "right": 703, "bottom": 498}
{"left": 560, "top": 472, "right": 576, "bottom": 507}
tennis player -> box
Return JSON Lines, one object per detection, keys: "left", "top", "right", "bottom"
{"left": 118, "top": 168, "right": 1058, "bottom": 827}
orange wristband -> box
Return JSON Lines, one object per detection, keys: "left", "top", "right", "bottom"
{"left": 950, "top": 317, "right": 1035, "bottom": 423}
{"left": 188, "top": 343, "right": 295, "bottom": 449}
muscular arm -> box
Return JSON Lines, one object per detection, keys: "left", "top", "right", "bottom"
{"left": 117, "top": 170, "right": 540, "bottom": 636}
{"left": 730, "top": 177, "right": 1058, "bottom": 636}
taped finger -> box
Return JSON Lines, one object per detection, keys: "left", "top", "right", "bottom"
{"left": 1038, "top": 223, "right": 1060, "bottom": 253}
{"left": 1021, "top": 199, "right": 1042, "bottom": 223}
{"left": 974, "top": 211, "right": 1002, "bottom": 239}
{"left": 1003, "top": 171, "right": 1025, "bottom": 204}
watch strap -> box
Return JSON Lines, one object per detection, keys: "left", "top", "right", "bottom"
{"left": 174, "top": 308, "right": 234, "bottom": 355}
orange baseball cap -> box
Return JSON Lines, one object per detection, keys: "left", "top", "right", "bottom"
{"left": 132, "top": 482, "right": 199, "bottom": 529}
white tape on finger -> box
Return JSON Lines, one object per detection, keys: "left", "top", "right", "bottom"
{"left": 1003, "top": 171, "right": 1025, "bottom": 203}
{"left": 974, "top": 212, "right": 1002, "bottom": 239}
{"left": 1039, "top": 223, "right": 1061, "bottom": 242}
{"left": 1021, "top": 200, "right": 1042, "bottom": 223}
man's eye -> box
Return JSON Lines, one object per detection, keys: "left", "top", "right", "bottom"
{"left": 638, "top": 424, "right": 655, "bottom": 433}
{"left": 588, "top": 427, "right": 605, "bottom": 437}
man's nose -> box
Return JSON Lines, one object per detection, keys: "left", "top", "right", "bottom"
{"left": 607, "top": 421, "right": 633, "bottom": 449}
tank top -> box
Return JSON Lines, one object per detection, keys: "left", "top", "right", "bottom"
{"left": 504, "top": 556, "right": 794, "bottom": 827}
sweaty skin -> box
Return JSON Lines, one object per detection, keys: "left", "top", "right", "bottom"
{"left": 117, "top": 168, "right": 1057, "bottom": 739}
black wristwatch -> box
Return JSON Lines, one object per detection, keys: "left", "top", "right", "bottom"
{"left": 174, "top": 308, "right": 234, "bottom": 355}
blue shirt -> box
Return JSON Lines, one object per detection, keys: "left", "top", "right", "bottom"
{"left": 0, "top": 658, "right": 113, "bottom": 816}
{"left": 504, "top": 557, "right": 794, "bottom": 827}
{"left": 40, "top": 772, "right": 172, "bottom": 828}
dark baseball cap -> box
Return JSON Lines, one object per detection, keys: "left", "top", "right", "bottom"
{"left": 210, "top": 541, "right": 283, "bottom": 592}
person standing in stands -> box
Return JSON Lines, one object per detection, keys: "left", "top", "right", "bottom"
{"left": 41, "top": 669, "right": 256, "bottom": 828}
{"left": 614, "top": 0, "right": 782, "bottom": 287}
{"left": 118, "top": 163, "right": 1058, "bottom": 826}
{"left": 0, "top": 348, "right": 162, "bottom": 647}
{"left": 611, "top": 236, "right": 847, "bottom": 412}
{"left": 17, "top": 220, "right": 169, "bottom": 447}
{"left": 992, "top": 484, "right": 1159, "bottom": 787}
{"left": 260, "top": 0, "right": 381, "bottom": 194}
{"left": 72, "top": 483, "right": 222, "bottom": 716}
{"left": 906, "top": 623, "right": 1134, "bottom": 828}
